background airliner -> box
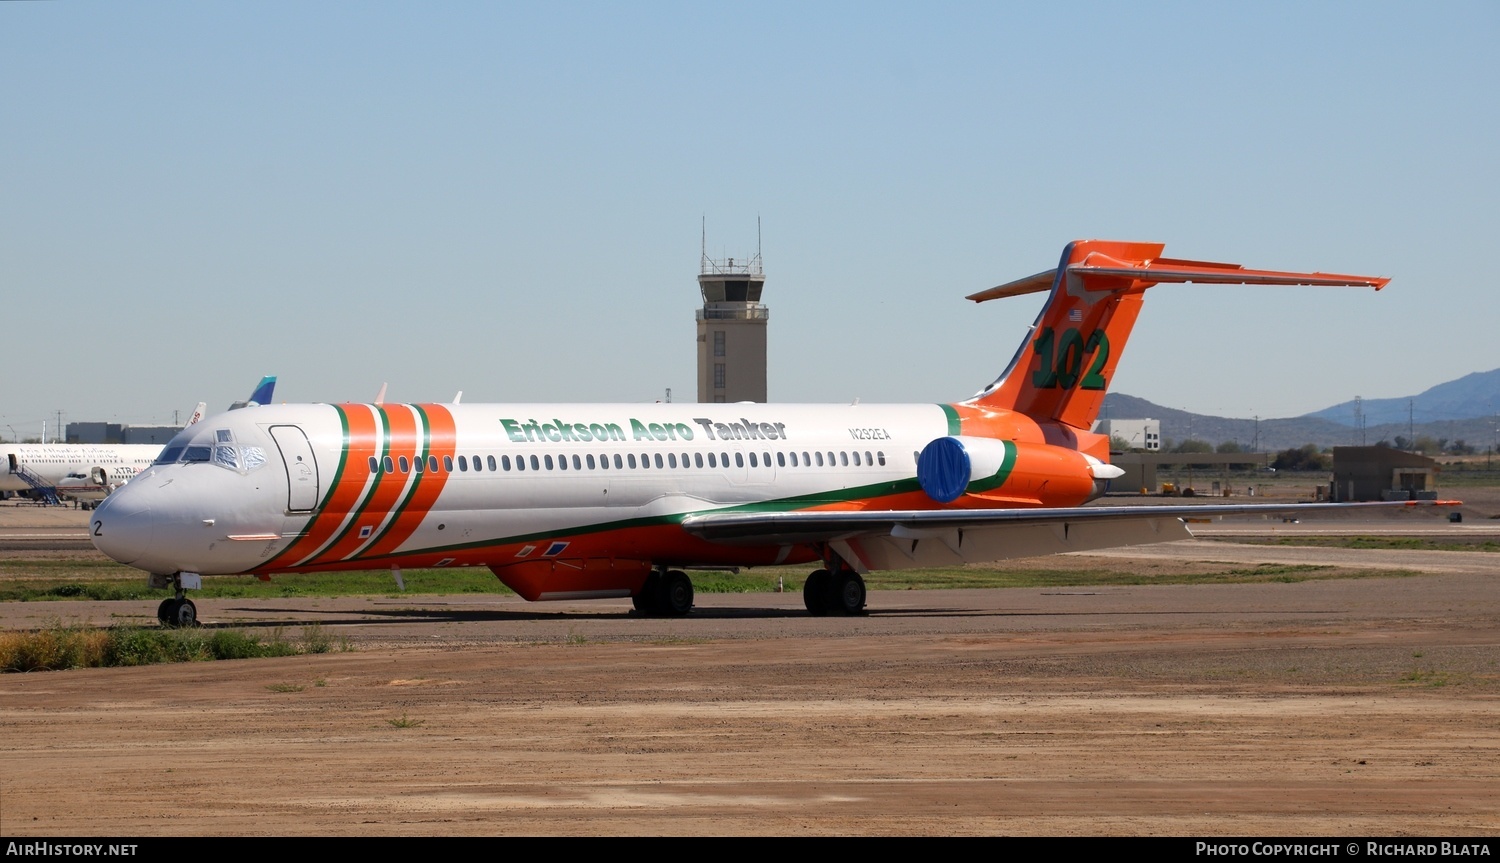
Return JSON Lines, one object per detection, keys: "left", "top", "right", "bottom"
{"left": 88, "top": 241, "right": 1415, "bottom": 628}
{"left": 1, "top": 376, "right": 276, "bottom": 505}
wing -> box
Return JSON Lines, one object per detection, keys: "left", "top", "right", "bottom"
{"left": 680, "top": 501, "right": 1454, "bottom": 573}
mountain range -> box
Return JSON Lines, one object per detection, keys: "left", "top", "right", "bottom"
{"left": 1304, "top": 368, "right": 1500, "bottom": 427}
{"left": 1101, "top": 367, "right": 1500, "bottom": 452}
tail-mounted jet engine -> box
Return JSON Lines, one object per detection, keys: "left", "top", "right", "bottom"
{"left": 916, "top": 436, "right": 1124, "bottom": 506}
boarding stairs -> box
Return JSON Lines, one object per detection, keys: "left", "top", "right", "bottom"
{"left": 7, "top": 461, "right": 63, "bottom": 506}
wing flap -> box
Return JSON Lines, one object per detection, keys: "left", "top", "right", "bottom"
{"left": 680, "top": 501, "right": 1455, "bottom": 571}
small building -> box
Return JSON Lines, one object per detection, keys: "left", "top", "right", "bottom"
{"left": 68, "top": 422, "right": 124, "bottom": 444}
{"left": 1093, "top": 418, "right": 1161, "bottom": 452}
{"left": 1330, "top": 446, "right": 1438, "bottom": 502}
{"left": 122, "top": 425, "right": 183, "bottom": 445}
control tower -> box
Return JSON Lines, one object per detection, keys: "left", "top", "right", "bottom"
{"left": 696, "top": 228, "right": 768, "bottom": 403}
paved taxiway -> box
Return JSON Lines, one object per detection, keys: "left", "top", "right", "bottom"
{"left": 2, "top": 502, "right": 1498, "bottom": 835}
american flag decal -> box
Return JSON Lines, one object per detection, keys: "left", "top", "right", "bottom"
{"left": 1068, "top": 308, "right": 1083, "bottom": 322}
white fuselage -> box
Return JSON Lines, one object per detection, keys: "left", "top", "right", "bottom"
{"left": 1, "top": 444, "right": 162, "bottom": 500}
{"left": 87, "top": 399, "right": 1107, "bottom": 606}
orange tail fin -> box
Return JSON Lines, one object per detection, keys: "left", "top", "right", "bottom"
{"left": 965, "top": 240, "right": 1389, "bottom": 430}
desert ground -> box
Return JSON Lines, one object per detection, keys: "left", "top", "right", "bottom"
{"left": 1, "top": 494, "right": 1497, "bottom": 837}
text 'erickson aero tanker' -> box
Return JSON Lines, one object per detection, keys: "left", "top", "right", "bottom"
{"left": 90, "top": 240, "right": 1427, "bottom": 628}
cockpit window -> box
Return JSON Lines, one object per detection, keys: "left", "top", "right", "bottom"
{"left": 151, "top": 426, "right": 267, "bottom": 474}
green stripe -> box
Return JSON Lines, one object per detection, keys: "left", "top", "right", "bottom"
{"left": 336, "top": 472, "right": 931, "bottom": 564}
{"left": 351, "top": 405, "right": 430, "bottom": 559}
{"left": 263, "top": 407, "right": 353, "bottom": 570}
{"left": 311, "top": 405, "right": 391, "bottom": 565}
{"left": 966, "top": 439, "right": 1018, "bottom": 494}
{"left": 938, "top": 403, "right": 961, "bottom": 436}
{"left": 317, "top": 405, "right": 353, "bottom": 510}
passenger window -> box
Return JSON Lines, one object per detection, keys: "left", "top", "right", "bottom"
{"left": 721, "top": 452, "right": 729, "bottom": 466}
{"left": 735, "top": 453, "right": 744, "bottom": 468}
{"left": 628, "top": 454, "right": 637, "bottom": 469}
{"left": 399, "top": 456, "right": 410, "bottom": 472}
{"left": 458, "top": 456, "right": 468, "bottom": 472}
{"left": 749, "top": 452, "right": 757, "bottom": 468}
{"left": 803, "top": 451, "right": 811, "bottom": 465}
{"left": 369, "top": 456, "right": 380, "bottom": 472}
{"left": 614, "top": 454, "right": 623, "bottom": 469}
{"left": 695, "top": 453, "right": 704, "bottom": 468}
{"left": 383, "top": 456, "right": 394, "bottom": 473}
{"left": 763, "top": 451, "right": 770, "bottom": 466}
{"left": 777, "top": 452, "right": 785, "bottom": 467}
{"left": 654, "top": 453, "right": 663, "bottom": 469}
{"left": 443, "top": 455, "right": 453, "bottom": 472}
{"left": 516, "top": 456, "right": 526, "bottom": 471}
{"left": 878, "top": 451, "right": 886, "bottom": 466}
{"left": 530, "top": 455, "right": 539, "bottom": 471}
{"left": 668, "top": 453, "right": 677, "bottom": 468}
{"left": 708, "top": 452, "right": 717, "bottom": 468}
{"left": 544, "top": 455, "right": 554, "bottom": 470}
{"left": 816, "top": 452, "right": 824, "bottom": 467}
{"left": 428, "top": 455, "right": 439, "bottom": 472}
{"left": 866, "top": 451, "right": 873, "bottom": 465}
{"left": 491, "top": 455, "right": 500, "bottom": 471}
{"left": 413, "top": 456, "right": 423, "bottom": 473}
{"left": 852, "top": 452, "right": 861, "bottom": 466}
{"left": 573, "top": 455, "right": 582, "bottom": 470}
{"left": 587, "top": 454, "right": 596, "bottom": 469}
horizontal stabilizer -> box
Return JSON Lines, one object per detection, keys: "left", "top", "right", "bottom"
{"left": 968, "top": 252, "right": 1388, "bottom": 303}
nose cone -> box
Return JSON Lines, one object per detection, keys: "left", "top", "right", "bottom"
{"left": 90, "top": 492, "right": 154, "bottom": 567}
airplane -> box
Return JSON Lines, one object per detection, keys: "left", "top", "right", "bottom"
{"left": 1, "top": 376, "right": 277, "bottom": 506}
{"left": 87, "top": 241, "right": 1431, "bottom": 629}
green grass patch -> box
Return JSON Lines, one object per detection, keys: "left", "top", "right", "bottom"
{"left": 0, "top": 560, "right": 512, "bottom": 603}
{"left": 1227, "top": 536, "right": 1500, "bottom": 553}
{"left": 735, "top": 562, "right": 1420, "bottom": 590}
{"left": 0, "top": 621, "right": 349, "bottom": 672}
{"left": 0, "top": 555, "right": 1426, "bottom": 608}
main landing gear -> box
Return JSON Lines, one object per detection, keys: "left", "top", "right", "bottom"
{"left": 802, "top": 567, "right": 866, "bottom": 616}
{"left": 632, "top": 568, "right": 695, "bottom": 617}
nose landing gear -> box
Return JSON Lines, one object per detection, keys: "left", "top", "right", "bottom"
{"left": 156, "top": 597, "right": 198, "bottom": 628}
{"left": 150, "top": 571, "right": 202, "bottom": 628}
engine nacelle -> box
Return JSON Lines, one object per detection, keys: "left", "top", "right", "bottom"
{"left": 917, "top": 436, "right": 1125, "bottom": 506}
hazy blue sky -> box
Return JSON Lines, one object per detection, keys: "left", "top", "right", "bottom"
{"left": 4, "top": 2, "right": 1496, "bottom": 435}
